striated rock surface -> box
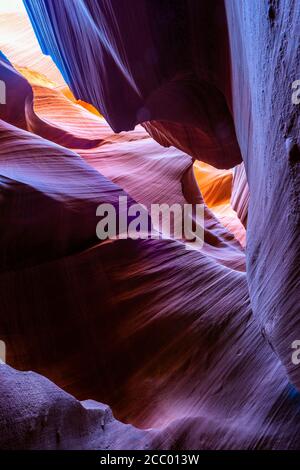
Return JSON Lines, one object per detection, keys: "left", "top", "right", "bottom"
{"left": 23, "top": 0, "right": 300, "bottom": 388}
{"left": 231, "top": 163, "right": 249, "bottom": 228}
{"left": 0, "top": 0, "right": 299, "bottom": 451}
{"left": 225, "top": 0, "right": 300, "bottom": 388}
{"left": 23, "top": 0, "right": 242, "bottom": 169}
{"left": 194, "top": 161, "right": 246, "bottom": 247}
{"left": 0, "top": 365, "right": 149, "bottom": 450}
{"left": 0, "top": 10, "right": 64, "bottom": 86}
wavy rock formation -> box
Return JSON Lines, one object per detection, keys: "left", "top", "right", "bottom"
{"left": 29, "top": 82, "right": 245, "bottom": 269}
{"left": 23, "top": 0, "right": 300, "bottom": 389}
{"left": 24, "top": 0, "right": 242, "bottom": 168}
{"left": 0, "top": 0, "right": 299, "bottom": 451}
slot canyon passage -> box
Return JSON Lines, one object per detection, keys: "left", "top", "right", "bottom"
{"left": 0, "top": 0, "right": 300, "bottom": 450}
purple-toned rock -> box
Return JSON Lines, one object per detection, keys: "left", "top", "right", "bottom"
{"left": 0, "top": 365, "right": 149, "bottom": 449}
{"left": 23, "top": 0, "right": 300, "bottom": 388}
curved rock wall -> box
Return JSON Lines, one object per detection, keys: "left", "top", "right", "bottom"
{"left": 23, "top": 0, "right": 300, "bottom": 388}
{"left": 0, "top": 0, "right": 299, "bottom": 450}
